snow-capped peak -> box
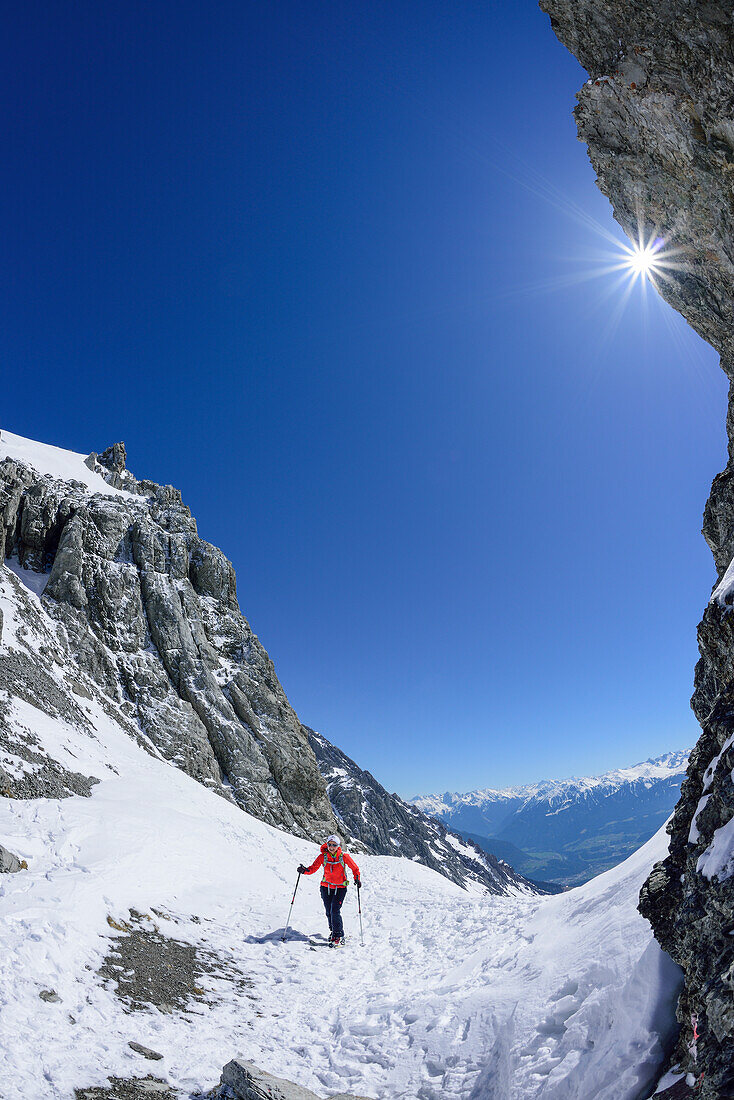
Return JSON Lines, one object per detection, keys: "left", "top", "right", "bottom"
{"left": 0, "top": 429, "right": 138, "bottom": 499}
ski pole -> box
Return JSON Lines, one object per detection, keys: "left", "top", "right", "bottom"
{"left": 357, "top": 881, "right": 364, "bottom": 947}
{"left": 281, "top": 871, "right": 302, "bottom": 942}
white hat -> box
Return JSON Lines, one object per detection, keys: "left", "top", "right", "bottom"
{"left": 326, "top": 834, "right": 340, "bottom": 846}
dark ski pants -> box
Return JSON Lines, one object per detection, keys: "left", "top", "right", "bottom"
{"left": 320, "top": 885, "right": 347, "bottom": 938}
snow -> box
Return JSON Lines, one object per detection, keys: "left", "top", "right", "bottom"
{"left": 711, "top": 554, "right": 734, "bottom": 606}
{"left": 690, "top": 732, "right": 734, "bottom": 876}
{"left": 0, "top": 567, "right": 32, "bottom": 647}
{"left": 697, "top": 813, "right": 734, "bottom": 880}
{"left": 5, "top": 556, "right": 49, "bottom": 596}
{"left": 0, "top": 573, "right": 682, "bottom": 1099}
{"left": 702, "top": 732, "right": 734, "bottom": 794}
{"left": 688, "top": 794, "right": 710, "bottom": 844}
{"left": 0, "top": 429, "right": 141, "bottom": 499}
{"left": 654, "top": 1069, "right": 686, "bottom": 1093}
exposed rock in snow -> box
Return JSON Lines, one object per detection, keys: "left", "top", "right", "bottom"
{"left": 540, "top": 2, "right": 734, "bottom": 1095}
{"left": 0, "top": 843, "right": 25, "bottom": 872}
{"left": 74, "top": 1076, "right": 175, "bottom": 1099}
{"left": 218, "top": 1059, "right": 373, "bottom": 1099}
{"left": 127, "top": 1043, "right": 163, "bottom": 1062}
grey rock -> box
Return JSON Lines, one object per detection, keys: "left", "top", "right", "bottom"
{"left": 221, "top": 1061, "right": 322, "bottom": 1100}
{"left": 0, "top": 764, "right": 12, "bottom": 795}
{"left": 541, "top": 2, "right": 734, "bottom": 1096}
{"left": 218, "top": 1059, "right": 373, "bottom": 1100}
{"left": 127, "top": 1043, "right": 163, "bottom": 1061}
{"left": 39, "top": 989, "right": 62, "bottom": 1003}
{"left": 0, "top": 844, "right": 24, "bottom": 872}
{"left": 307, "top": 727, "right": 542, "bottom": 895}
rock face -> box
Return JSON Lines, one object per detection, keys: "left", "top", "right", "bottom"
{"left": 307, "top": 727, "right": 541, "bottom": 895}
{"left": 0, "top": 442, "right": 337, "bottom": 840}
{"left": 539, "top": 3, "right": 734, "bottom": 1096}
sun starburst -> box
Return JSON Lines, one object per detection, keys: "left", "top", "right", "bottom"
{"left": 617, "top": 232, "right": 672, "bottom": 286}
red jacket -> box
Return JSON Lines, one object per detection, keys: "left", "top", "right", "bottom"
{"left": 303, "top": 843, "right": 360, "bottom": 888}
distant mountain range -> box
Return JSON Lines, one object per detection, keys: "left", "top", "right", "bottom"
{"left": 411, "top": 751, "right": 690, "bottom": 886}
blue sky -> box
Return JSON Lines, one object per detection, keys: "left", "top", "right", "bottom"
{"left": 2, "top": 1, "right": 724, "bottom": 796}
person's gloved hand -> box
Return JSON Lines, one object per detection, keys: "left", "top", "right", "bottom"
{"left": 354, "top": 876, "right": 361, "bottom": 887}
{"left": 297, "top": 864, "right": 307, "bottom": 874}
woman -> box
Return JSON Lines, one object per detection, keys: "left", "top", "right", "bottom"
{"left": 298, "top": 834, "right": 361, "bottom": 946}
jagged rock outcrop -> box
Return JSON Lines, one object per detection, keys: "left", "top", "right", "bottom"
{"left": 307, "top": 727, "right": 541, "bottom": 895}
{"left": 539, "top": 3, "right": 734, "bottom": 1096}
{"left": 0, "top": 844, "right": 25, "bottom": 872}
{"left": 0, "top": 441, "right": 337, "bottom": 840}
{"left": 217, "top": 1059, "right": 373, "bottom": 1100}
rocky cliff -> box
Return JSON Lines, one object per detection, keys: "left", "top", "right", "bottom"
{"left": 539, "top": 3, "right": 734, "bottom": 1096}
{"left": 0, "top": 432, "right": 338, "bottom": 840}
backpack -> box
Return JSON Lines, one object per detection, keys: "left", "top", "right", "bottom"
{"left": 322, "top": 848, "right": 347, "bottom": 887}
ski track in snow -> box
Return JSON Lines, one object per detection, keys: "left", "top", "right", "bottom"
{"left": 0, "top": 570, "right": 681, "bottom": 1100}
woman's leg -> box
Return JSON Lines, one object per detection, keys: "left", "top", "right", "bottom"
{"left": 331, "top": 887, "right": 347, "bottom": 938}
{"left": 320, "top": 885, "right": 333, "bottom": 933}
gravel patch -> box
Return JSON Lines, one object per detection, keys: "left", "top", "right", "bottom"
{"left": 74, "top": 1075, "right": 176, "bottom": 1099}
{"left": 99, "top": 910, "right": 254, "bottom": 1015}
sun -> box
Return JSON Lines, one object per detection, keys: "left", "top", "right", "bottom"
{"left": 623, "top": 237, "right": 665, "bottom": 281}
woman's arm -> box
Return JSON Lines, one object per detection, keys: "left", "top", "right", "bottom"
{"left": 344, "top": 853, "right": 360, "bottom": 881}
{"left": 301, "top": 853, "right": 324, "bottom": 875}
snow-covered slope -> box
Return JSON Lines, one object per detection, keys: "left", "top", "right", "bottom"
{"left": 0, "top": 569, "right": 681, "bottom": 1099}
{"left": 412, "top": 752, "right": 689, "bottom": 885}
